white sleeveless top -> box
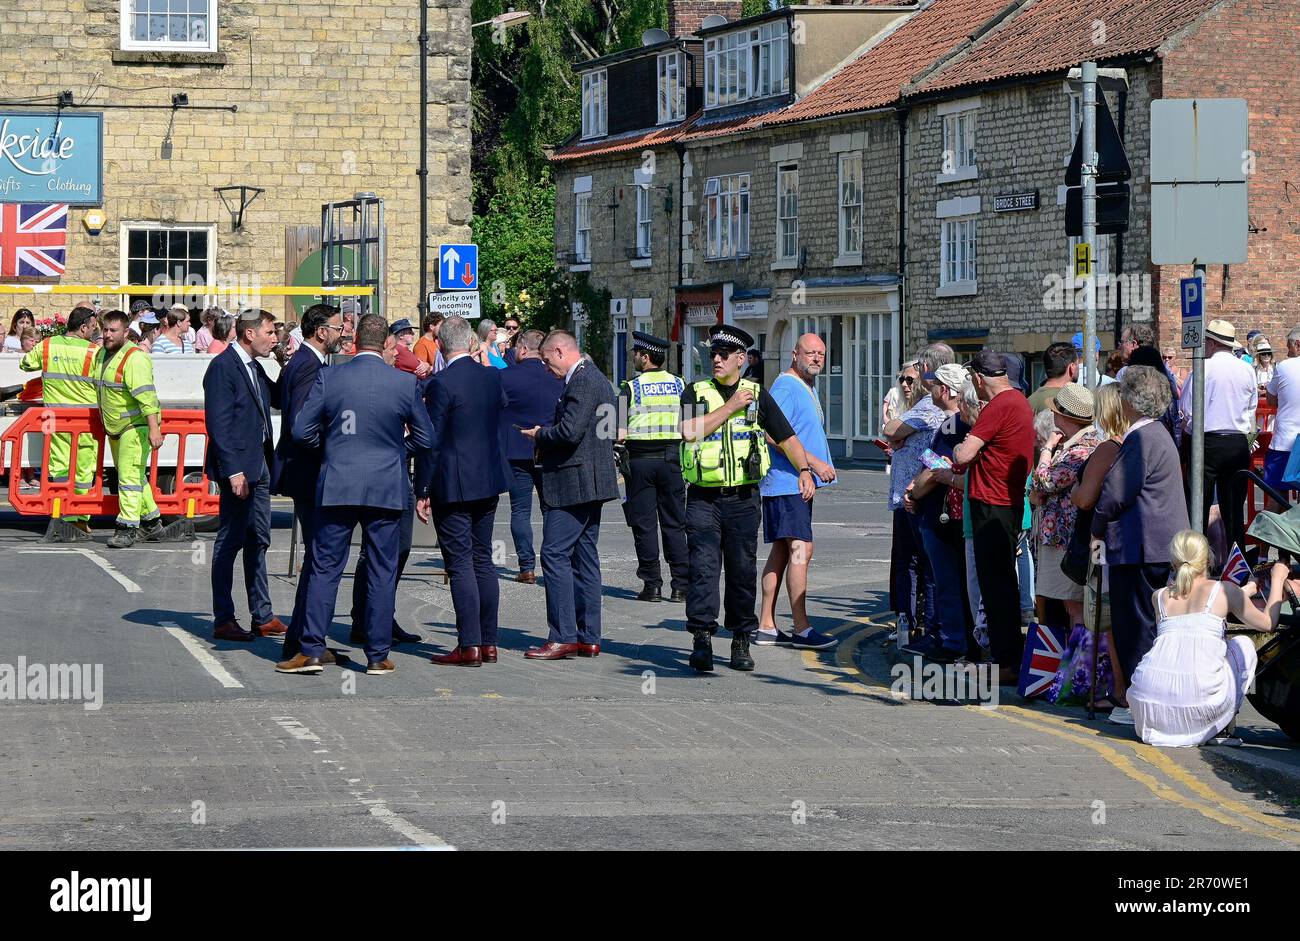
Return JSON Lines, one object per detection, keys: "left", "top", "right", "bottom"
{"left": 1128, "top": 583, "right": 1257, "bottom": 747}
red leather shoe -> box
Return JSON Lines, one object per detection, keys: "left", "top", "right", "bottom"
{"left": 255, "top": 617, "right": 288, "bottom": 636}
{"left": 214, "top": 621, "right": 255, "bottom": 642}
{"left": 431, "top": 645, "right": 482, "bottom": 667}
{"left": 572, "top": 643, "right": 600, "bottom": 657}
{"left": 524, "top": 641, "right": 580, "bottom": 660}
{"left": 479, "top": 645, "right": 498, "bottom": 663}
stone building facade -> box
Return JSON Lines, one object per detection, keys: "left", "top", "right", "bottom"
{"left": 551, "top": 0, "right": 1298, "bottom": 456}
{"left": 0, "top": 0, "right": 471, "bottom": 319}
{"left": 902, "top": 66, "right": 1158, "bottom": 380}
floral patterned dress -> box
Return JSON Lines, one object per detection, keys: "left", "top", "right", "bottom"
{"left": 1030, "top": 426, "right": 1104, "bottom": 549}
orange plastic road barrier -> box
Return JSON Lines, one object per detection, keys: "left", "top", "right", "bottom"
{"left": 1, "top": 407, "right": 219, "bottom": 519}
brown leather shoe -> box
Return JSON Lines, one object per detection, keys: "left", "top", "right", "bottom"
{"left": 366, "top": 659, "right": 396, "bottom": 676}
{"left": 480, "top": 645, "right": 498, "bottom": 663}
{"left": 214, "top": 621, "right": 255, "bottom": 642}
{"left": 524, "top": 641, "right": 581, "bottom": 660}
{"left": 516, "top": 570, "right": 537, "bottom": 584}
{"left": 275, "top": 653, "right": 323, "bottom": 674}
{"left": 572, "top": 643, "right": 600, "bottom": 658}
{"left": 320, "top": 649, "right": 337, "bottom": 665}
{"left": 431, "top": 645, "right": 482, "bottom": 667}
{"left": 255, "top": 616, "right": 288, "bottom": 636}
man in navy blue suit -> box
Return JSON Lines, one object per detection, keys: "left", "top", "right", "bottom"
{"left": 499, "top": 328, "right": 563, "bottom": 582}
{"left": 275, "top": 315, "right": 435, "bottom": 676}
{"left": 203, "top": 308, "right": 287, "bottom": 643}
{"left": 414, "top": 316, "right": 510, "bottom": 666}
{"left": 272, "top": 303, "right": 344, "bottom": 661}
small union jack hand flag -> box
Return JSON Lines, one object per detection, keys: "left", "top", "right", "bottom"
{"left": 1220, "top": 543, "right": 1252, "bottom": 586}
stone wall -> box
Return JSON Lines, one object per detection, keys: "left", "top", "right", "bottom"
{"left": 0, "top": 0, "right": 471, "bottom": 319}
{"left": 904, "top": 67, "right": 1158, "bottom": 359}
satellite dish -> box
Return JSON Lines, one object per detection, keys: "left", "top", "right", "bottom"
{"left": 641, "top": 27, "right": 670, "bottom": 46}
{"left": 700, "top": 14, "right": 728, "bottom": 30}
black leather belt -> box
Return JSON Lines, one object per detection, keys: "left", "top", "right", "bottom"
{"left": 690, "top": 483, "right": 756, "bottom": 498}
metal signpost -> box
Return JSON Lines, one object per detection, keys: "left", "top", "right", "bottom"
{"left": 1065, "top": 62, "right": 1130, "bottom": 387}
{"left": 1151, "top": 98, "right": 1249, "bottom": 533}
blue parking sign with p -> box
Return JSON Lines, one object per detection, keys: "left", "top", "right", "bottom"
{"left": 439, "top": 243, "right": 478, "bottom": 291}
{"left": 1180, "top": 276, "right": 1203, "bottom": 318}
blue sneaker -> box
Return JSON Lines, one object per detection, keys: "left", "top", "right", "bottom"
{"left": 753, "top": 628, "right": 793, "bottom": 646}
{"left": 789, "top": 628, "right": 838, "bottom": 651}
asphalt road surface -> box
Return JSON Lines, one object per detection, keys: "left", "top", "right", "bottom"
{"left": 1, "top": 468, "right": 1298, "bottom": 850}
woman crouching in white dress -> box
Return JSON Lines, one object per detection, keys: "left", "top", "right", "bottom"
{"left": 1128, "top": 530, "right": 1288, "bottom": 747}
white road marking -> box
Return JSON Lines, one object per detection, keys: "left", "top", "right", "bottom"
{"left": 18, "top": 547, "right": 142, "bottom": 593}
{"left": 161, "top": 622, "right": 244, "bottom": 689}
{"left": 272, "top": 714, "right": 452, "bottom": 850}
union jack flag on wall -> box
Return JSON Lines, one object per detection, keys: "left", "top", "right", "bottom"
{"left": 0, "top": 203, "right": 69, "bottom": 278}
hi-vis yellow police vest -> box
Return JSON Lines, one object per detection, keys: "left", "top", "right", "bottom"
{"left": 19, "top": 335, "right": 98, "bottom": 406}
{"left": 95, "top": 344, "right": 161, "bottom": 436}
{"left": 680, "top": 378, "right": 771, "bottom": 487}
{"left": 624, "top": 369, "right": 685, "bottom": 441}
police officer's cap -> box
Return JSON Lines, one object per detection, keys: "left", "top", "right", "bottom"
{"left": 631, "top": 331, "right": 668, "bottom": 356}
{"left": 708, "top": 325, "right": 754, "bottom": 354}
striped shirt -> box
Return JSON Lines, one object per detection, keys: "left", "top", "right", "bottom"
{"left": 151, "top": 335, "right": 191, "bottom": 355}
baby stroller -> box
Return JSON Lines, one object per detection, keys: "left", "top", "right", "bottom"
{"left": 1241, "top": 483, "right": 1300, "bottom": 742}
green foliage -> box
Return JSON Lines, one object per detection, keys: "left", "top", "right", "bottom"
{"left": 568, "top": 273, "right": 613, "bottom": 374}
{"left": 472, "top": 181, "right": 568, "bottom": 331}
{"left": 471, "top": 1, "right": 668, "bottom": 209}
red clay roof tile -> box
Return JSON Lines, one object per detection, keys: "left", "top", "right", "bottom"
{"left": 911, "top": 0, "right": 1222, "bottom": 95}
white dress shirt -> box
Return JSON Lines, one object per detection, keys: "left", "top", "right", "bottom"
{"left": 1180, "top": 350, "right": 1257, "bottom": 434}
{"left": 1267, "top": 357, "right": 1300, "bottom": 452}
{"left": 564, "top": 359, "right": 584, "bottom": 385}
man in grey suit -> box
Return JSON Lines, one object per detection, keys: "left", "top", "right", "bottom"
{"left": 519, "top": 331, "right": 619, "bottom": 660}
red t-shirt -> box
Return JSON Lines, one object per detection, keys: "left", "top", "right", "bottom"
{"left": 968, "top": 388, "right": 1035, "bottom": 506}
{"left": 393, "top": 343, "right": 423, "bottom": 374}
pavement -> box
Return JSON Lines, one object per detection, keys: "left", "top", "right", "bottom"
{"left": 1, "top": 467, "right": 1298, "bottom": 850}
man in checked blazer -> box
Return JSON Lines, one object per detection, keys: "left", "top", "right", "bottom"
{"left": 519, "top": 331, "right": 619, "bottom": 660}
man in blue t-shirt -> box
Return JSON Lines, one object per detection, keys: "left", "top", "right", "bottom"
{"left": 756, "top": 333, "right": 838, "bottom": 650}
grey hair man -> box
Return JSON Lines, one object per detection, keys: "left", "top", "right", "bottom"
{"left": 916, "top": 342, "right": 955, "bottom": 390}
{"left": 439, "top": 315, "right": 474, "bottom": 355}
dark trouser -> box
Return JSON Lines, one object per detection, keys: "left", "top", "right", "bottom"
{"left": 303, "top": 504, "right": 402, "bottom": 663}
{"left": 282, "top": 493, "right": 317, "bottom": 659}
{"left": 1202, "top": 431, "right": 1250, "bottom": 551}
{"left": 917, "top": 513, "right": 969, "bottom": 652}
{"left": 507, "top": 460, "right": 544, "bottom": 573}
{"left": 541, "top": 501, "right": 604, "bottom": 644}
{"left": 685, "top": 485, "right": 759, "bottom": 636}
{"left": 1109, "top": 562, "right": 1169, "bottom": 685}
{"left": 211, "top": 467, "right": 273, "bottom": 625}
{"left": 969, "top": 497, "right": 1025, "bottom": 667}
{"left": 434, "top": 496, "right": 501, "bottom": 647}
{"left": 890, "top": 507, "right": 933, "bottom": 634}
{"left": 352, "top": 476, "right": 415, "bottom": 630}
{"left": 622, "top": 449, "right": 688, "bottom": 593}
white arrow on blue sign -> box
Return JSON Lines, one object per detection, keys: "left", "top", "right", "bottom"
{"left": 439, "top": 243, "right": 478, "bottom": 291}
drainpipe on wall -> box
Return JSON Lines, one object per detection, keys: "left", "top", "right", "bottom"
{"left": 675, "top": 141, "right": 687, "bottom": 375}
{"left": 896, "top": 106, "right": 908, "bottom": 369}
{"left": 1113, "top": 82, "right": 1128, "bottom": 347}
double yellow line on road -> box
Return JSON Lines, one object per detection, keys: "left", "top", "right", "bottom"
{"left": 801, "top": 618, "right": 1300, "bottom": 846}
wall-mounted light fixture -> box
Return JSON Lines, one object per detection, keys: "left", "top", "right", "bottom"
{"left": 214, "top": 185, "right": 265, "bottom": 232}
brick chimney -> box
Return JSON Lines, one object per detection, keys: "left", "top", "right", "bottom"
{"left": 669, "top": 0, "right": 744, "bottom": 39}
